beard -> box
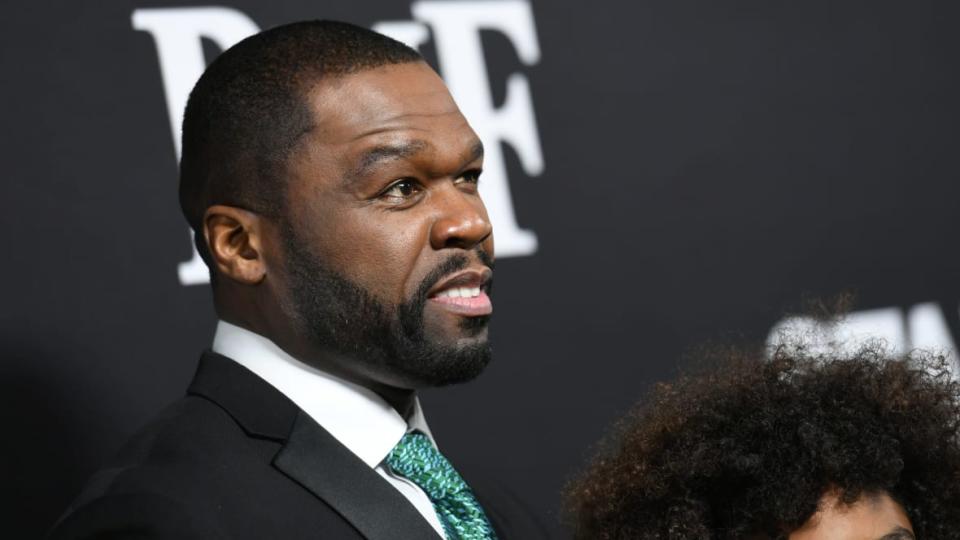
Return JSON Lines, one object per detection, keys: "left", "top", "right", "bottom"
{"left": 279, "top": 222, "right": 493, "bottom": 388}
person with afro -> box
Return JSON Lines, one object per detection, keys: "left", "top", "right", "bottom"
{"left": 566, "top": 345, "right": 960, "bottom": 539}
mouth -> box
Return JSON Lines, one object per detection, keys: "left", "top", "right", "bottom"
{"left": 426, "top": 267, "right": 493, "bottom": 317}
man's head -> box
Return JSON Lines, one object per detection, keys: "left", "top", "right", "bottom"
{"left": 180, "top": 21, "right": 495, "bottom": 392}
{"left": 565, "top": 345, "right": 960, "bottom": 539}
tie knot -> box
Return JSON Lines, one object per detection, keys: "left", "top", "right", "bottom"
{"left": 387, "top": 432, "right": 466, "bottom": 500}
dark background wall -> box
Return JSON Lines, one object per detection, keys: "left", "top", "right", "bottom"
{"left": 3, "top": 1, "right": 960, "bottom": 537}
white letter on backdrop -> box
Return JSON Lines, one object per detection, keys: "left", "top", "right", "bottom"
{"left": 412, "top": 0, "right": 545, "bottom": 256}
{"left": 132, "top": 7, "right": 260, "bottom": 285}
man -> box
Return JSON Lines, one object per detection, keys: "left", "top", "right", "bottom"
{"left": 50, "top": 20, "right": 542, "bottom": 539}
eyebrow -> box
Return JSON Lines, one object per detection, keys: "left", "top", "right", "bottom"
{"left": 347, "top": 139, "right": 484, "bottom": 184}
{"left": 877, "top": 527, "right": 915, "bottom": 540}
{"left": 466, "top": 140, "right": 484, "bottom": 164}
{"left": 351, "top": 140, "right": 429, "bottom": 181}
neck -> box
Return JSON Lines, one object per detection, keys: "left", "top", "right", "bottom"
{"left": 221, "top": 313, "right": 420, "bottom": 418}
{"left": 377, "top": 386, "right": 417, "bottom": 419}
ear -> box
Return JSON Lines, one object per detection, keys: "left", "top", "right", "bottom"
{"left": 202, "top": 205, "right": 267, "bottom": 285}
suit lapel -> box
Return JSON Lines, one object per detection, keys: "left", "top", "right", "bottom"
{"left": 188, "top": 351, "right": 442, "bottom": 540}
{"left": 274, "top": 411, "right": 442, "bottom": 540}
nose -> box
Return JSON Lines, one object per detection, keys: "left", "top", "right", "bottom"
{"left": 428, "top": 187, "right": 493, "bottom": 251}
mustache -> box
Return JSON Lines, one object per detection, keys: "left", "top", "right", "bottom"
{"left": 397, "top": 247, "right": 493, "bottom": 339}
{"left": 411, "top": 247, "right": 494, "bottom": 307}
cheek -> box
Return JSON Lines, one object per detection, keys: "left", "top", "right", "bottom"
{"left": 324, "top": 212, "right": 430, "bottom": 304}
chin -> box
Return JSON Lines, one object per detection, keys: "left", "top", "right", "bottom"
{"left": 389, "top": 337, "right": 493, "bottom": 389}
{"left": 430, "top": 314, "right": 490, "bottom": 343}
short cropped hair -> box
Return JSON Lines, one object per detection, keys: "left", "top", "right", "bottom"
{"left": 566, "top": 345, "right": 960, "bottom": 539}
{"left": 178, "top": 20, "right": 422, "bottom": 262}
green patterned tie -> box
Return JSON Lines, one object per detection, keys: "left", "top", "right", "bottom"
{"left": 386, "top": 432, "right": 497, "bottom": 540}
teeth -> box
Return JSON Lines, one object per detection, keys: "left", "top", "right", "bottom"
{"left": 438, "top": 287, "right": 482, "bottom": 299}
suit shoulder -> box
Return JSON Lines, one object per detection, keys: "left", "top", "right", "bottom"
{"left": 54, "top": 395, "right": 276, "bottom": 535}
{"left": 97, "top": 395, "right": 258, "bottom": 481}
{"left": 47, "top": 492, "right": 225, "bottom": 540}
{"left": 111, "top": 394, "right": 258, "bottom": 466}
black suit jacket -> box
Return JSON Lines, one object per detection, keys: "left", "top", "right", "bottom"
{"left": 49, "top": 352, "right": 548, "bottom": 539}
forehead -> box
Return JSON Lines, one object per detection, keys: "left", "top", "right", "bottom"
{"left": 789, "top": 492, "right": 913, "bottom": 540}
{"left": 303, "top": 62, "right": 476, "bottom": 151}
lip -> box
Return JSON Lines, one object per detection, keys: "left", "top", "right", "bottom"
{"left": 427, "top": 267, "right": 493, "bottom": 299}
{"left": 426, "top": 266, "right": 494, "bottom": 317}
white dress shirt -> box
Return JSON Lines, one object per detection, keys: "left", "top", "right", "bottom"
{"left": 212, "top": 320, "right": 447, "bottom": 538}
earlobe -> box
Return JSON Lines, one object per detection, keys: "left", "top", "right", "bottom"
{"left": 203, "top": 205, "right": 267, "bottom": 285}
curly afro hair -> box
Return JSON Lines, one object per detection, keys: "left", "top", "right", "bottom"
{"left": 565, "top": 345, "right": 960, "bottom": 539}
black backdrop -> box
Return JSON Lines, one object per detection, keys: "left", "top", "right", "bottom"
{"left": 4, "top": 1, "right": 960, "bottom": 538}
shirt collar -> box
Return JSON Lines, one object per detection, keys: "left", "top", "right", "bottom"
{"left": 211, "top": 320, "right": 435, "bottom": 468}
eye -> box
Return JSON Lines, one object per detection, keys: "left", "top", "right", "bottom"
{"left": 381, "top": 178, "right": 422, "bottom": 203}
{"left": 457, "top": 169, "right": 482, "bottom": 186}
